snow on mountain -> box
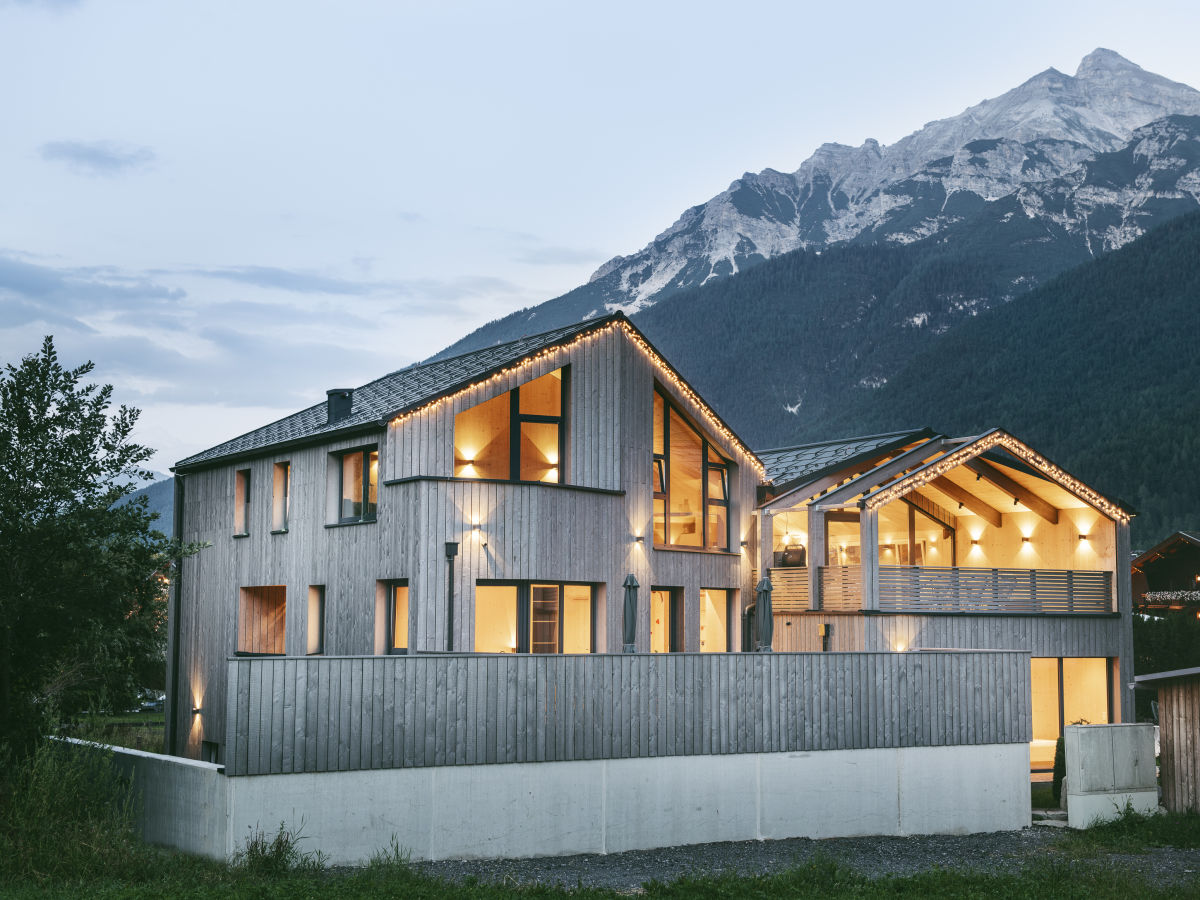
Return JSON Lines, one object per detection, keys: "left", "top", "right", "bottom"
{"left": 588, "top": 49, "right": 1200, "bottom": 310}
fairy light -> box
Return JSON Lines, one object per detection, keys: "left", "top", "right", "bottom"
{"left": 861, "top": 430, "right": 1130, "bottom": 523}
{"left": 387, "top": 319, "right": 766, "bottom": 478}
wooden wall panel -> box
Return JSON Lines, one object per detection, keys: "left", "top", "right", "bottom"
{"left": 1159, "top": 677, "right": 1200, "bottom": 813}
{"left": 224, "top": 649, "right": 1031, "bottom": 776}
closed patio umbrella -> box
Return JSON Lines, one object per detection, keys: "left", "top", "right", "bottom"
{"left": 755, "top": 576, "right": 773, "bottom": 652}
{"left": 623, "top": 574, "right": 639, "bottom": 653}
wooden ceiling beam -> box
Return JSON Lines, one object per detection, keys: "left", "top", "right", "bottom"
{"left": 965, "top": 458, "right": 1060, "bottom": 524}
{"left": 931, "top": 476, "right": 1002, "bottom": 528}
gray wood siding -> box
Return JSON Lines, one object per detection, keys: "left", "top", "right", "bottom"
{"left": 223, "top": 650, "right": 1032, "bottom": 776}
{"left": 1159, "top": 676, "right": 1200, "bottom": 813}
{"left": 772, "top": 612, "right": 1124, "bottom": 659}
{"left": 172, "top": 327, "right": 757, "bottom": 759}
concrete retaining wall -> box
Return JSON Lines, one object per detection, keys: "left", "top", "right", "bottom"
{"left": 109, "top": 742, "right": 1030, "bottom": 864}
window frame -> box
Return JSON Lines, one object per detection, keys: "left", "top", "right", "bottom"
{"left": 306, "top": 585, "right": 325, "bottom": 655}
{"left": 455, "top": 367, "right": 569, "bottom": 485}
{"left": 653, "top": 387, "right": 731, "bottom": 551}
{"left": 334, "top": 445, "right": 378, "bottom": 525}
{"left": 233, "top": 468, "right": 251, "bottom": 537}
{"left": 272, "top": 460, "right": 291, "bottom": 533}
{"left": 474, "top": 580, "right": 595, "bottom": 654}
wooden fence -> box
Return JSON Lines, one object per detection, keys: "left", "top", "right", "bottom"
{"left": 223, "top": 650, "right": 1031, "bottom": 776}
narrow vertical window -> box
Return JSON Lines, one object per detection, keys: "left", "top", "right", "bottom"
{"left": 389, "top": 583, "right": 409, "bottom": 654}
{"left": 306, "top": 585, "right": 325, "bottom": 655}
{"left": 650, "top": 587, "right": 683, "bottom": 652}
{"left": 700, "top": 589, "right": 729, "bottom": 652}
{"left": 234, "top": 468, "right": 250, "bottom": 535}
{"left": 272, "top": 461, "right": 291, "bottom": 532}
{"left": 529, "top": 584, "right": 560, "bottom": 654}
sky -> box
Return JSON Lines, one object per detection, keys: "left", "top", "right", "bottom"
{"left": 1, "top": 0, "right": 1198, "bottom": 472}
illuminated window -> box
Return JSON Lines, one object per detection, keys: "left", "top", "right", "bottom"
{"left": 650, "top": 587, "right": 683, "bottom": 652}
{"left": 454, "top": 368, "right": 566, "bottom": 483}
{"left": 233, "top": 468, "right": 250, "bottom": 535}
{"left": 700, "top": 589, "right": 730, "bottom": 652}
{"left": 334, "top": 447, "right": 377, "bottom": 524}
{"left": 272, "top": 461, "right": 290, "bottom": 532}
{"left": 1029, "top": 657, "right": 1112, "bottom": 773}
{"left": 652, "top": 389, "right": 730, "bottom": 550}
{"left": 237, "top": 586, "right": 285, "bottom": 655}
{"left": 306, "top": 585, "right": 325, "bottom": 655}
{"left": 473, "top": 582, "right": 593, "bottom": 653}
{"left": 388, "top": 582, "right": 409, "bottom": 654}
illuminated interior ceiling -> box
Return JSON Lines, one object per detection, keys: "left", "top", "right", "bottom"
{"left": 924, "top": 454, "right": 1082, "bottom": 515}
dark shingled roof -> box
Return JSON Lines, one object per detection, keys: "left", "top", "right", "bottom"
{"left": 175, "top": 316, "right": 619, "bottom": 471}
{"left": 755, "top": 429, "right": 932, "bottom": 490}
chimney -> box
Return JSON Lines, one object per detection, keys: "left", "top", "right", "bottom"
{"left": 326, "top": 388, "right": 354, "bottom": 424}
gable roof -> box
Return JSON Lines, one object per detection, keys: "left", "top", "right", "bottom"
{"left": 174, "top": 312, "right": 764, "bottom": 475}
{"left": 174, "top": 317, "right": 618, "bottom": 471}
{"left": 1132, "top": 531, "right": 1200, "bottom": 571}
{"left": 755, "top": 429, "right": 932, "bottom": 491}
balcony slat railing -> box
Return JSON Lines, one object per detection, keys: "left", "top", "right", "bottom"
{"left": 820, "top": 566, "right": 863, "bottom": 611}
{"left": 773, "top": 566, "right": 1113, "bottom": 614}
{"left": 877, "top": 565, "right": 1113, "bottom": 614}
{"left": 767, "top": 567, "right": 809, "bottom": 611}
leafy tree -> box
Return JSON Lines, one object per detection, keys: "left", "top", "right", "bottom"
{"left": 0, "top": 337, "right": 175, "bottom": 752}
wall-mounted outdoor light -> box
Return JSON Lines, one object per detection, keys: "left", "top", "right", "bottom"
{"left": 634, "top": 535, "right": 644, "bottom": 543}
{"left": 192, "top": 706, "right": 202, "bottom": 716}
{"left": 1022, "top": 536, "right": 1031, "bottom": 543}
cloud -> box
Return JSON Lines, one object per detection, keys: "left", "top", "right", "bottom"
{"left": 0, "top": 253, "right": 183, "bottom": 315}
{"left": 192, "top": 265, "right": 378, "bottom": 295}
{"left": 515, "top": 245, "right": 603, "bottom": 265}
{"left": 39, "top": 140, "right": 156, "bottom": 176}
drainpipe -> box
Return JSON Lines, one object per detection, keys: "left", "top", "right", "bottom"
{"left": 445, "top": 542, "right": 459, "bottom": 651}
{"left": 167, "top": 473, "right": 185, "bottom": 756}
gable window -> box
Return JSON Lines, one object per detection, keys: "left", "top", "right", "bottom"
{"left": 335, "top": 447, "right": 377, "bottom": 523}
{"left": 652, "top": 389, "right": 730, "bottom": 550}
{"left": 233, "top": 468, "right": 250, "bottom": 536}
{"left": 454, "top": 368, "right": 566, "bottom": 483}
{"left": 474, "top": 582, "right": 593, "bottom": 653}
{"left": 237, "top": 585, "right": 285, "bottom": 655}
{"left": 272, "top": 461, "right": 291, "bottom": 532}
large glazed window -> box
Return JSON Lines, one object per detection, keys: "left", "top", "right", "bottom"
{"left": 474, "top": 582, "right": 593, "bottom": 653}
{"left": 454, "top": 368, "right": 566, "bottom": 483}
{"left": 1030, "top": 656, "right": 1111, "bottom": 773}
{"left": 237, "top": 586, "right": 286, "bottom": 655}
{"left": 652, "top": 389, "right": 730, "bottom": 550}
{"left": 700, "top": 589, "right": 729, "bottom": 652}
{"left": 649, "top": 587, "right": 683, "bottom": 652}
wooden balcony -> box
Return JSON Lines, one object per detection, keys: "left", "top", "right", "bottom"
{"left": 769, "top": 565, "right": 1114, "bottom": 615}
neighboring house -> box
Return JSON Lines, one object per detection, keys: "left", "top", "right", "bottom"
{"left": 1131, "top": 531, "right": 1200, "bottom": 613}
{"left": 165, "top": 312, "right": 1133, "bottom": 786}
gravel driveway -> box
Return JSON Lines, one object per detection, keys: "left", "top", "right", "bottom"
{"left": 414, "top": 827, "right": 1200, "bottom": 892}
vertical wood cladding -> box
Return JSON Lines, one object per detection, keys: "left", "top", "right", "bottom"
{"left": 1159, "top": 676, "right": 1200, "bottom": 813}
{"left": 223, "top": 650, "right": 1032, "bottom": 775}
{"left": 174, "top": 328, "right": 755, "bottom": 759}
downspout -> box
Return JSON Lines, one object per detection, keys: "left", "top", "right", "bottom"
{"left": 445, "top": 542, "right": 459, "bottom": 652}
{"left": 166, "top": 473, "right": 185, "bottom": 756}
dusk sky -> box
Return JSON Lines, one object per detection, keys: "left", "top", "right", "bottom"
{"left": 2, "top": 0, "right": 1197, "bottom": 471}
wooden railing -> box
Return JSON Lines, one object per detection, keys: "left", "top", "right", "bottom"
{"left": 223, "top": 650, "right": 1031, "bottom": 776}
{"left": 820, "top": 565, "right": 864, "bottom": 611}
{"left": 767, "top": 567, "right": 809, "bottom": 611}
{"left": 876, "top": 565, "right": 1113, "bottom": 614}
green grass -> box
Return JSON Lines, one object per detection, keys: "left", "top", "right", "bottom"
{"left": 3, "top": 742, "right": 1199, "bottom": 898}
{"left": 60, "top": 711, "right": 165, "bottom": 754}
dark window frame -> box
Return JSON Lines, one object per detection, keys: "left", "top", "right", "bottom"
{"left": 307, "top": 585, "right": 325, "bottom": 656}
{"left": 234, "top": 468, "right": 251, "bottom": 536}
{"left": 272, "top": 460, "right": 291, "bottom": 533}
{"left": 653, "top": 387, "right": 730, "bottom": 551}
{"left": 334, "top": 445, "right": 378, "bottom": 525}
{"left": 456, "top": 367, "right": 570, "bottom": 485}
{"left": 475, "top": 579, "right": 595, "bottom": 654}
{"left": 650, "top": 585, "right": 685, "bottom": 652}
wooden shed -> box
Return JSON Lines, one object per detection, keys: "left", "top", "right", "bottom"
{"left": 1135, "top": 666, "right": 1200, "bottom": 813}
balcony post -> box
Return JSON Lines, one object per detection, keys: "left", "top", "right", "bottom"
{"left": 860, "top": 506, "right": 879, "bottom": 611}
{"left": 757, "top": 509, "right": 773, "bottom": 586}
{"left": 1116, "top": 519, "right": 1134, "bottom": 722}
{"left": 807, "top": 505, "right": 824, "bottom": 611}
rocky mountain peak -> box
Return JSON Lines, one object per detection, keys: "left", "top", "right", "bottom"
{"left": 1075, "top": 48, "right": 1143, "bottom": 79}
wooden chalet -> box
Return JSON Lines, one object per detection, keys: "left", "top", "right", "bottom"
{"left": 166, "top": 314, "right": 1133, "bottom": 784}
{"left": 1132, "top": 531, "right": 1200, "bottom": 613}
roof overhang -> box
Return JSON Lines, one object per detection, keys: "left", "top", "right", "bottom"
{"left": 857, "top": 428, "right": 1134, "bottom": 523}
{"left": 1131, "top": 531, "right": 1200, "bottom": 571}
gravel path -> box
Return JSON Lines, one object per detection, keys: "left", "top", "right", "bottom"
{"left": 414, "top": 826, "right": 1200, "bottom": 892}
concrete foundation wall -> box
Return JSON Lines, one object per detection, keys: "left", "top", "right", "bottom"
{"left": 110, "top": 742, "right": 1030, "bottom": 864}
